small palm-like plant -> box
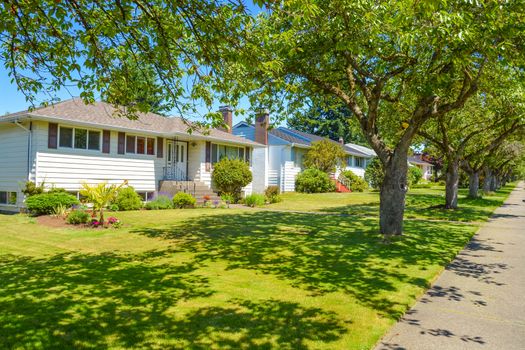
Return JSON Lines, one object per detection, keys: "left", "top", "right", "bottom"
{"left": 80, "top": 180, "right": 128, "bottom": 224}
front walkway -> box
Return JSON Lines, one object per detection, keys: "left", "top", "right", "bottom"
{"left": 376, "top": 182, "right": 525, "bottom": 350}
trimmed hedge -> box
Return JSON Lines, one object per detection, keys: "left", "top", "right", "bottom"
{"left": 211, "top": 158, "right": 252, "bottom": 201}
{"left": 114, "top": 187, "right": 143, "bottom": 211}
{"left": 173, "top": 192, "right": 196, "bottom": 208}
{"left": 66, "top": 210, "right": 91, "bottom": 225}
{"left": 295, "top": 168, "right": 335, "bottom": 193}
{"left": 340, "top": 170, "right": 368, "bottom": 192}
{"left": 26, "top": 192, "right": 79, "bottom": 216}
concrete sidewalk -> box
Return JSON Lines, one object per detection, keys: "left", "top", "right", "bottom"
{"left": 375, "top": 182, "right": 525, "bottom": 350}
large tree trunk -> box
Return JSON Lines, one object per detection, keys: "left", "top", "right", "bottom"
{"left": 445, "top": 160, "right": 460, "bottom": 209}
{"left": 483, "top": 167, "right": 492, "bottom": 193}
{"left": 468, "top": 171, "right": 480, "bottom": 198}
{"left": 490, "top": 174, "right": 497, "bottom": 191}
{"left": 379, "top": 152, "right": 408, "bottom": 236}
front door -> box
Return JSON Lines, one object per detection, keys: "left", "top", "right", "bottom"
{"left": 166, "top": 140, "right": 188, "bottom": 180}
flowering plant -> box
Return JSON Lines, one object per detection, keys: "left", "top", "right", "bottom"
{"left": 107, "top": 217, "right": 119, "bottom": 224}
{"left": 91, "top": 219, "right": 102, "bottom": 227}
{"left": 203, "top": 195, "right": 211, "bottom": 201}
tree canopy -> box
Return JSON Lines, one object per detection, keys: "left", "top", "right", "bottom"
{"left": 287, "top": 105, "right": 367, "bottom": 145}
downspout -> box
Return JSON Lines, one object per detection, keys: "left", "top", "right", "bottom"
{"left": 14, "top": 120, "right": 32, "bottom": 181}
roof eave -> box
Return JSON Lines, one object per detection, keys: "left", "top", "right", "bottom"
{"left": 15, "top": 113, "right": 263, "bottom": 147}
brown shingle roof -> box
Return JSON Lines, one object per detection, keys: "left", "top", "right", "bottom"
{"left": 4, "top": 98, "right": 262, "bottom": 147}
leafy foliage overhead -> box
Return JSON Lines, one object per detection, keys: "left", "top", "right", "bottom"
{"left": 0, "top": 0, "right": 250, "bottom": 121}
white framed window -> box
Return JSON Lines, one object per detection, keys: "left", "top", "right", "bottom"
{"left": 211, "top": 143, "right": 248, "bottom": 164}
{"left": 59, "top": 126, "right": 101, "bottom": 151}
{"left": 126, "top": 134, "right": 155, "bottom": 155}
{"left": 0, "top": 191, "right": 17, "bottom": 205}
{"left": 355, "top": 157, "right": 364, "bottom": 168}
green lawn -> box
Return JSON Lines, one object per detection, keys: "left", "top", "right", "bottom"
{"left": 269, "top": 185, "right": 515, "bottom": 222}
{"left": 0, "top": 184, "right": 515, "bottom": 349}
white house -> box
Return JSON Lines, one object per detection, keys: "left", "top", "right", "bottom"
{"left": 232, "top": 110, "right": 376, "bottom": 192}
{"left": 408, "top": 155, "right": 434, "bottom": 181}
{"left": 0, "top": 99, "right": 264, "bottom": 212}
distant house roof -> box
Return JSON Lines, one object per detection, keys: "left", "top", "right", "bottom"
{"left": 234, "top": 122, "right": 375, "bottom": 157}
{"left": 408, "top": 155, "right": 433, "bottom": 166}
{"left": 345, "top": 143, "right": 376, "bottom": 157}
{"left": 1, "top": 98, "right": 262, "bottom": 147}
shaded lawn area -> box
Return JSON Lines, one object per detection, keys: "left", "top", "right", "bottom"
{"left": 269, "top": 185, "right": 515, "bottom": 222}
{"left": 0, "top": 184, "right": 514, "bottom": 349}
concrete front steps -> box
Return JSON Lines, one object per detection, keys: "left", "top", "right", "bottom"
{"left": 159, "top": 180, "right": 220, "bottom": 203}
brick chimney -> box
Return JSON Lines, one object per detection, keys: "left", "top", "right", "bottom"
{"left": 255, "top": 108, "right": 269, "bottom": 145}
{"left": 219, "top": 106, "right": 233, "bottom": 133}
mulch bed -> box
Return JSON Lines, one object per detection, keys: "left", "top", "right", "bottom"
{"left": 37, "top": 215, "right": 72, "bottom": 229}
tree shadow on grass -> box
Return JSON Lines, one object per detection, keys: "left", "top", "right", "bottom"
{"left": 133, "top": 211, "right": 475, "bottom": 320}
{"left": 320, "top": 191, "right": 507, "bottom": 222}
{"left": 0, "top": 252, "right": 346, "bottom": 349}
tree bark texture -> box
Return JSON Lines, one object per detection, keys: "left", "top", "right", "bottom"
{"left": 379, "top": 152, "right": 408, "bottom": 236}
{"left": 468, "top": 171, "right": 480, "bottom": 198}
{"left": 483, "top": 167, "right": 492, "bottom": 193}
{"left": 445, "top": 160, "right": 460, "bottom": 209}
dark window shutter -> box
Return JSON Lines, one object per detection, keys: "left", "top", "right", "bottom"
{"left": 246, "top": 146, "right": 251, "bottom": 164}
{"left": 102, "top": 130, "right": 111, "bottom": 154}
{"left": 157, "top": 137, "right": 163, "bottom": 158}
{"left": 118, "top": 132, "right": 125, "bottom": 154}
{"left": 48, "top": 123, "right": 58, "bottom": 149}
{"left": 205, "top": 141, "right": 211, "bottom": 171}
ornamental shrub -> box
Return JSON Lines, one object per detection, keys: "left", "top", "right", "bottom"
{"left": 244, "top": 193, "right": 265, "bottom": 207}
{"left": 66, "top": 210, "right": 90, "bottom": 225}
{"left": 364, "top": 157, "right": 384, "bottom": 190}
{"left": 172, "top": 192, "right": 196, "bottom": 208}
{"left": 340, "top": 170, "right": 368, "bottom": 192}
{"left": 303, "top": 139, "right": 347, "bottom": 173}
{"left": 21, "top": 181, "right": 45, "bottom": 197}
{"left": 26, "top": 192, "right": 79, "bottom": 216}
{"left": 264, "top": 186, "right": 282, "bottom": 203}
{"left": 114, "top": 186, "right": 143, "bottom": 211}
{"left": 295, "top": 168, "right": 336, "bottom": 193}
{"left": 145, "top": 195, "right": 173, "bottom": 210}
{"left": 408, "top": 166, "right": 423, "bottom": 186}
{"left": 211, "top": 158, "right": 252, "bottom": 201}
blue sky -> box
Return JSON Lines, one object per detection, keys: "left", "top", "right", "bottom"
{"left": 0, "top": 2, "right": 266, "bottom": 126}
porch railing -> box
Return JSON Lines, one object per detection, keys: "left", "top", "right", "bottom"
{"left": 163, "top": 166, "right": 188, "bottom": 181}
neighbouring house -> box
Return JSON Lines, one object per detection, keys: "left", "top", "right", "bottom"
{"left": 0, "top": 99, "right": 264, "bottom": 212}
{"left": 233, "top": 110, "right": 376, "bottom": 192}
{"left": 408, "top": 154, "right": 434, "bottom": 181}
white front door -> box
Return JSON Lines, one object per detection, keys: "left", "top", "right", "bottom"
{"left": 166, "top": 140, "right": 188, "bottom": 180}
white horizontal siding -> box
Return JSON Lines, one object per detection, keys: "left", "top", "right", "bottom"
{"left": 281, "top": 161, "right": 301, "bottom": 192}
{"left": 30, "top": 121, "right": 166, "bottom": 192}
{"left": 0, "top": 122, "right": 30, "bottom": 209}
{"left": 35, "top": 152, "right": 158, "bottom": 191}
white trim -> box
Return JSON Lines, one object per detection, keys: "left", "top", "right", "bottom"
{"left": 124, "top": 133, "right": 156, "bottom": 156}
{"left": 6, "top": 113, "right": 264, "bottom": 147}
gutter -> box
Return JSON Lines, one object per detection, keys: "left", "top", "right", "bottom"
{"left": 3, "top": 112, "right": 265, "bottom": 148}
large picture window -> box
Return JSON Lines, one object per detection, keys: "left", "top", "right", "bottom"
{"left": 211, "top": 144, "right": 248, "bottom": 164}
{"left": 59, "top": 126, "right": 100, "bottom": 151}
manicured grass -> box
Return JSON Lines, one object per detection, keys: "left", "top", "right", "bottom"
{"left": 0, "top": 184, "right": 515, "bottom": 349}
{"left": 270, "top": 185, "right": 515, "bottom": 222}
